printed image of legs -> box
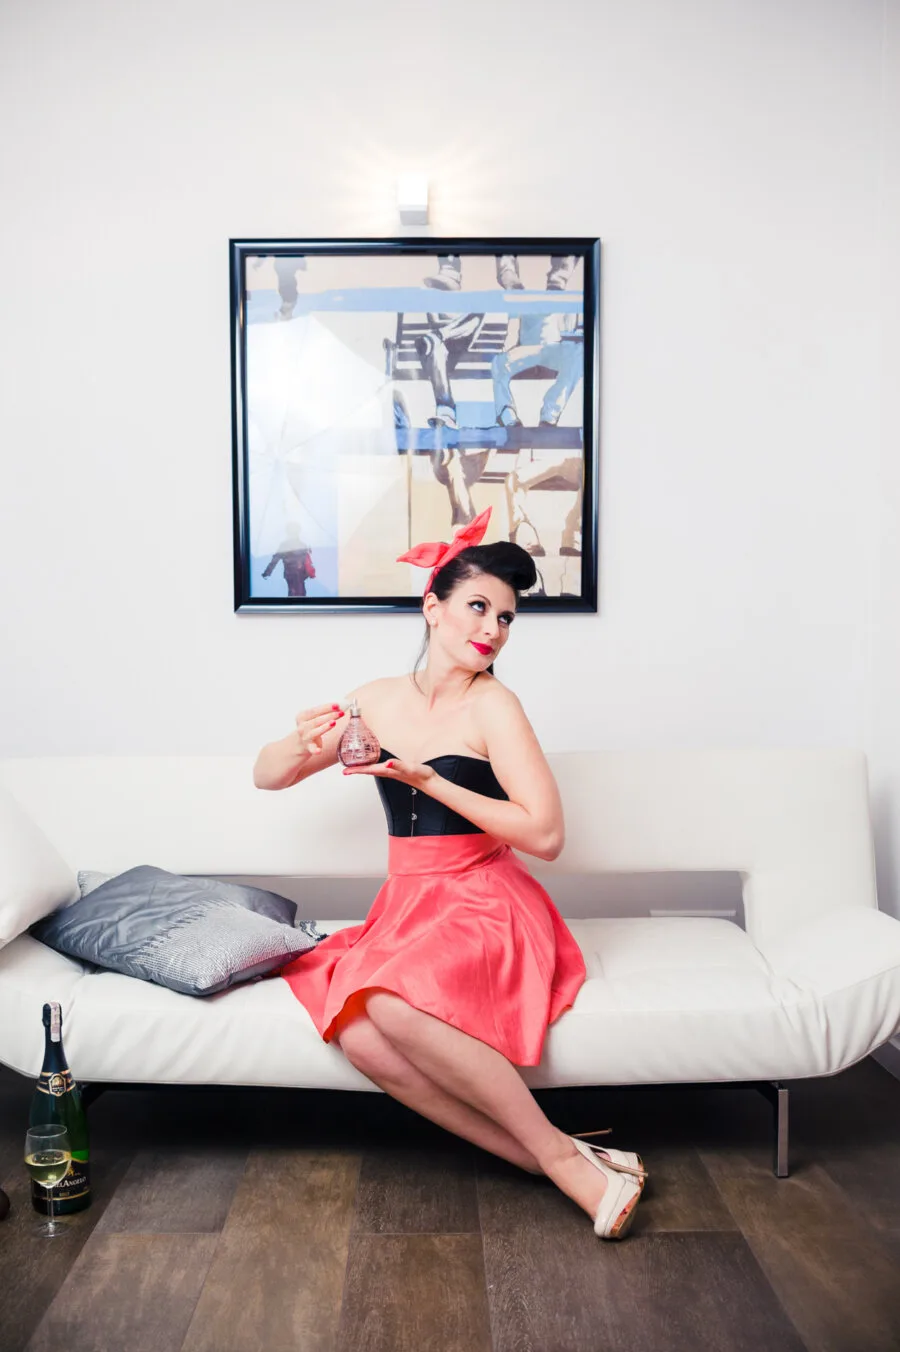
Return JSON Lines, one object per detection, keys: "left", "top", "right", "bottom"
{"left": 423, "top": 255, "right": 525, "bottom": 291}
{"left": 496, "top": 254, "right": 524, "bottom": 290}
{"left": 505, "top": 454, "right": 583, "bottom": 557}
{"left": 554, "top": 483, "right": 583, "bottom": 556}
{"left": 273, "top": 256, "right": 307, "bottom": 320}
{"left": 414, "top": 312, "right": 482, "bottom": 428}
{"left": 539, "top": 337, "right": 584, "bottom": 424}
{"left": 423, "top": 255, "right": 462, "bottom": 291}
{"left": 432, "top": 446, "right": 491, "bottom": 528}
{"left": 384, "top": 337, "right": 411, "bottom": 432}
{"left": 546, "top": 254, "right": 578, "bottom": 290}
{"left": 493, "top": 338, "right": 583, "bottom": 427}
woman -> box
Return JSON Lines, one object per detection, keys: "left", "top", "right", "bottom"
{"left": 253, "top": 509, "right": 646, "bottom": 1239}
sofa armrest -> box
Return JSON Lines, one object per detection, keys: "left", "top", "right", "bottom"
{"left": 762, "top": 907, "right": 900, "bottom": 995}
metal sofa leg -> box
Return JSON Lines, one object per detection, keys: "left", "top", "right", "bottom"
{"left": 756, "top": 1081, "right": 790, "bottom": 1177}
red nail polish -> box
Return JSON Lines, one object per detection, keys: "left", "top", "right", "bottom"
{"left": 386, "top": 760, "right": 394, "bottom": 768}
{"left": 329, "top": 721, "right": 336, "bottom": 728}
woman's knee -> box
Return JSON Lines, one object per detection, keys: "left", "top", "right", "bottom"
{"left": 336, "top": 1013, "right": 386, "bottom": 1071}
{"left": 365, "top": 989, "right": 416, "bottom": 1037}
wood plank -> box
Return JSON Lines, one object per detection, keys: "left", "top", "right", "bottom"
{"left": 180, "top": 1148, "right": 359, "bottom": 1352}
{"left": 338, "top": 1233, "right": 492, "bottom": 1352}
{"left": 0, "top": 1146, "right": 134, "bottom": 1352}
{"left": 632, "top": 1146, "right": 737, "bottom": 1233}
{"left": 0, "top": 1138, "right": 22, "bottom": 1189}
{"left": 789, "top": 1062, "right": 900, "bottom": 1234}
{"left": 353, "top": 1143, "right": 480, "bottom": 1234}
{"left": 95, "top": 1147, "right": 248, "bottom": 1234}
{"left": 0, "top": 1066, "right": 35, "bottom": 1189}
{"left": 3, "top": 1061, "right": 898, "bottom": 1352}
{"left": 518, "top": 1125, "right": 737, "bottom": 1234}
{"left": 702, "top": 1146, "right": 900, "bottom": 1352}
{"left": 477, "top": 1162, "right": 803, "bottom": 1352}
{"left": 25, "top": 1233, "right": 218, "bottom": 1352}
{"left": 818, "top": 1144, "right": 900, "bottom": 1234}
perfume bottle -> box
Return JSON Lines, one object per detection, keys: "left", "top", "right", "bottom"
{"left": 338, "top": 700, "right": 381, "bottom": 767}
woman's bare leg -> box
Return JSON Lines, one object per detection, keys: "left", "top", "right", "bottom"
{"left": 337, "top": 1013, "right": 542, "bottom": 1173}
{"left": 362, "top": 992, "right": 624, "bottom": 1222}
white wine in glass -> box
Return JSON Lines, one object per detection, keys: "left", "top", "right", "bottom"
{"left": 25, "top": 1124, "right": 72, "bottom": 1237}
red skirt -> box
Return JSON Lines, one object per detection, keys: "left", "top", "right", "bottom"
{"left": 280, "top": 833, "right": 587, "bottom": 1067}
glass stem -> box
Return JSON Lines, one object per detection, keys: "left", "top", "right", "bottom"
{"left": 47, "top": 1184, "right": 55, "bottom": 1231}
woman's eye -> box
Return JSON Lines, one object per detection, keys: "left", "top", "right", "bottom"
{"left": 469, "top": 600, "right": 485, "bottom": 613}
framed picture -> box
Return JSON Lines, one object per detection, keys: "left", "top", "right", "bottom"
{"left": 230, "top": 237, "right": 600, "bottom": 612}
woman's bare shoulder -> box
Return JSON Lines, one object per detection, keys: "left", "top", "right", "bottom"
{"left": 472, "top": 673, "right": 525, "bottom": 719}
{"left": 345, "top": 675, "right": 407, "bottom": 707}
{"left": 474, "top": 671, "right": 518, "bottom": 702}
{"left": 473, "top": 675, "right": 547, "bottom": 770}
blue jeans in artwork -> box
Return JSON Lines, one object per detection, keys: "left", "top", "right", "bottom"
{"left": 492, "top": 337, "right": 583, "bottom": 426}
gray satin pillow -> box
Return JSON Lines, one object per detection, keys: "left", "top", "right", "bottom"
{"left": 32, "top": 865, "right": 324, "bottom": 996}
{"left": 76, "top": 869, "right": 114, "bottom": 900}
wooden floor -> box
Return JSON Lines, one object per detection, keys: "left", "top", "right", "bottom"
{"left": 1, "top": 1059, "right": 899, "bottom": 1352}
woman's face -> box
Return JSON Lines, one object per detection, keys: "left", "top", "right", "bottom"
{"left": 425, "top": 570, "right": 517, "bottom": 670}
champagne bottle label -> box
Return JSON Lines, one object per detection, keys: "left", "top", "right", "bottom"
{"left": 35, "top": 1069, "right": 74, "bottom": 1097}
{"left": 32, "top": 1160, "right": 91, "bottom": 1208}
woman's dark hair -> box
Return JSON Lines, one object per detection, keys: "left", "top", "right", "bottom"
{"left": 412, "top": 541, "right": 537, "bottom": 683}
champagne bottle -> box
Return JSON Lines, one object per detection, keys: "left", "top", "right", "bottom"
{"left": 28, "top": 1002, "right": 91, "bottom": 1214}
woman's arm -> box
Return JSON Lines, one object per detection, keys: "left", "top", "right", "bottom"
{"left": 479, "top": 685, "right": 564, "bottom": 859}
{"left": 253, "top": 700, "right": 349, "bottom": 790}
{"left": 344, "top": 686, "right": 565, "bottom": 861}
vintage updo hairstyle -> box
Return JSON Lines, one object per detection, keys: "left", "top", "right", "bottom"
{"left": 413, "top": 540, "right": 537, "bottom": 680}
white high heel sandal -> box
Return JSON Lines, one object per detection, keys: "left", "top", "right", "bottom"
{"left": 570, "top": 1134, "right": 648, "bottom": 1241}
{"left": 572, "top": 1129, "right": 647, "bottom": 1183}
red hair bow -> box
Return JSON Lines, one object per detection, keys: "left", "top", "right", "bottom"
{"left": 396, "top": 507, "right": 493, "bottom": 595}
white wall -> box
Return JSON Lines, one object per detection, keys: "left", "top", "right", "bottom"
{"left": 0, "top": 0, "right": 887, "bottom": 768}
{"left": 869, "top": 0, "right": 900, "bottom": 942}
{"left": 872, "top": 218, "right": 900, "bottom": 1095}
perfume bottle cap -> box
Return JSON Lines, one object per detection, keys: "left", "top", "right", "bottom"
{"left": 347, "top": 699, "right": 360, "bottom": 717}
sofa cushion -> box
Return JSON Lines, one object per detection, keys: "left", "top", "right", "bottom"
{"left": 524, "top": 917, "right": 809, "bottom": 1088}
{"left": 0, "top": 786, "right": 78, "bottom": 950}
{"left": 30, "top": 865, "right": 325, "bottom": 996}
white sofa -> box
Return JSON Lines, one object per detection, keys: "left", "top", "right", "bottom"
{"left": 2, "top": 749, "right": 900, "bottom": 1174}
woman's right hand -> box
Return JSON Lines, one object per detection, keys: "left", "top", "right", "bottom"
{"left": 254, "top": 702, "right": 349, "bottom": 790}
{"left": 294, "top": 703, "right": 346, "bottom": 758}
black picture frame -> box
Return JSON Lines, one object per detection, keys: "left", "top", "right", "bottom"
{"left": 230, "top": 237, "right": 600, "bottom": 612}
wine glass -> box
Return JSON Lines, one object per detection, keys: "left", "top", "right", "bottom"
{"left": 25, "top": 1124, "right": 72, "bottom": 1237}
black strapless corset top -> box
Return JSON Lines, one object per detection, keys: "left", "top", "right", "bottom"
{"left": 375, "top": 748, "right": 508, "bottom": 836}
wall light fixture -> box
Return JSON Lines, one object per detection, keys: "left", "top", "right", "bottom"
{"left": 397, "top": 173, "right": 429, "bottom": 225}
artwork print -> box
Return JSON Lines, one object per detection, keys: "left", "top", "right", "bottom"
{"left": 230, "top": 239, "right": 599, "bottom": 611}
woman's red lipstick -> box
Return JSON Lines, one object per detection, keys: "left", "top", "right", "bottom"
{"left": 470, "top": 641, "right": 493, "bottom": 655}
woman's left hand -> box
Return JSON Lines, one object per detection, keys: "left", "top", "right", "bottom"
{"left": 341, "top": 758, "right": 437, "bottom": 790}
